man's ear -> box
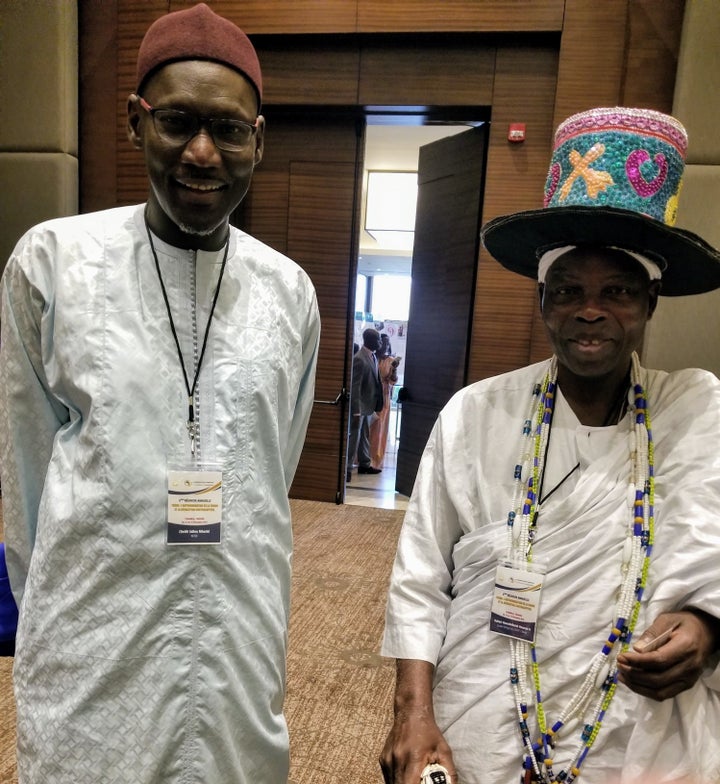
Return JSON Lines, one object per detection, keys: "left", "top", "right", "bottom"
{"left": 127, "top": 94, "right": 143, "bottom": 149}
{"left": 253, "top": 115, "right": 265, "bottom": 167}
{"left": 538, "top": 282, "right": 545, "bottom": 312}
{"left": 647, "top": 280, "right": 661, "bottom": 319}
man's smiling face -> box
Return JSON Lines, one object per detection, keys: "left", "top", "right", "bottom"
{"left": 128, "top": 59, "right": 264, "bottom": 249}
{"left": 540, "top": 246, "right": 660, "bottom": 385}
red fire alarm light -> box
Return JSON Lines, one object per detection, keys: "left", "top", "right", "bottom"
{"left": 508, "top": 123, "right": 526, "bottom": 143}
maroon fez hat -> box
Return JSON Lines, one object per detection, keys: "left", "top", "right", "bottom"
{"left": 135, "top": 3, "right": 262, "bottom": 108}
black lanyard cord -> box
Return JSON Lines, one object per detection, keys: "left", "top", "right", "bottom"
{"left": 145, "top": 222, "right": 229, "bottom": 454}
{"left": 538, "top": 461, "right": 580, "bottom": 506}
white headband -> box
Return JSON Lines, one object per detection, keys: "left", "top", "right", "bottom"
{"left": 537, "top": 246, "right": 664, "bottom": 284}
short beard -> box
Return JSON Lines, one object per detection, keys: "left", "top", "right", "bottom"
{"left": 174, "top": 218, "right": 224, "bottom": 238}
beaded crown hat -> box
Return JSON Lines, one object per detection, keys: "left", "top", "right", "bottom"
{"left": 481, "top": 106, "right": 720, "bottom": 296}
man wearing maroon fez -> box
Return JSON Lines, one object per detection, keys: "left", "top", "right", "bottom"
{"left": 0, "top": 5, "right": 320, "bottom": 782}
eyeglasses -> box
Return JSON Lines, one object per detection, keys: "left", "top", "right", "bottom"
{"left": 138, "top": 97, "right": 259, "bottom": 152}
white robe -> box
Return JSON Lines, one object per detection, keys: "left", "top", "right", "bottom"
{"left": 0, "top": 205, "right": 320, "bottom": 783}
{"left": 382, "top": 360, "right": 720, "bottom": 784}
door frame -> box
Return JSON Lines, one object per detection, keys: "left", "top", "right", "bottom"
{"left": 354, "top": 108, "right": 490, "bottom": 501}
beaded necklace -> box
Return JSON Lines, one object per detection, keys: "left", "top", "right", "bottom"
{"left": 506, "top": 352, "right": 654, "bottom": 784}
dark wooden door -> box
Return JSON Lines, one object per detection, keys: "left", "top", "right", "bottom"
{"left": 235, "top": 110, "right": 363, "bottom": 503}
{"left": 395, "top": 126, "right": 488, "bottom": 497}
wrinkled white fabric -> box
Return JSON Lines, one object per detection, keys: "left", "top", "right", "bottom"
{"left": 382, "top": 360, "right": 720, "bottom": 784}
{"left": 0, "top": 204, "right": 320, "bottom": 783}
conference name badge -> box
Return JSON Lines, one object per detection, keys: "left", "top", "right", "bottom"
{"left": 490, "top": 561, "right": 545, "bottom": 642}
{"left": 166, "top": 468, "right": 223, "bottom": 545}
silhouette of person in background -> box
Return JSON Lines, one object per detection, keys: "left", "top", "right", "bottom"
{"left": 347, "top": 328, "right": 383, "bottom": 482}
{"left": 369, "top": 333, "right": 401, "bottom": 470}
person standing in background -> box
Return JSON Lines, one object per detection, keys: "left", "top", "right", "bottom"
{"left": 369, "top": 333, "right": 401, "bottom": 470}
{"left": 347, "top": 327, "right": 383, "bottom": 482}
{"left": 0, "top": 4, "right": 320, "bottom": 782}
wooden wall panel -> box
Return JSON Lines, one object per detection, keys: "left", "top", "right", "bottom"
{"left": 286, "top": 161, "right": 359, "bottom": 503}
{"left": 357, "top": 1, "right": 565, "bottom": 33}
{"left": 237, "top": 170, "right": 290, "bottom": 255}
{"left": 255, "top": 40, "right": 360, "bottom": 105}
{"left": 166, "top": 0, "right": 564, "bottom": 34}
{"left": 116, "top": 1, "right": 167, "bottom": 207}
{"left": 358, "top": 40, "right": 495, "bottom": 106}
{"left": 79, "top": 0, "right": 118, "bottom": 212}
{"left": 621, "top": 0, "right": 685, "bottom": 112}
{"left": 468, "top": 46, "right": 559, "bottom": 382}
{"left": 238, "top": 117, "right": 361, "bottom": 502}
{"left": 170, "top": 0, "right": 358, "bottom": 34}
{"left": 551, "top": 0, "right": 629, "bottom": 126}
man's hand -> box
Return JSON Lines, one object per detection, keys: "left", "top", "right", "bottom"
{"left": 617, "top": 609, "right": 720, "bottom": 701}
{"left": 380, "top": 659, "right": 457, "bottom": 784}
{"left": 380, "top": 706, "right": 456, "bottom": 784}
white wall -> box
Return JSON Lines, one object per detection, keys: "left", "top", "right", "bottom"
{"left": 0, "top": 0, "right": 78, "bottom": 273}
{"left": 643, "top": 0, "right": 720, "bottom": 376}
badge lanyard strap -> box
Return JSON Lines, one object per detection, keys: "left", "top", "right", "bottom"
{"left": 146, "top": 223, "right": 229, "bottom": 457}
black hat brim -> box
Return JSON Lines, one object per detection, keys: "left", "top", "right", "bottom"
{"left": 481, "top": 206, "right": 720, "bottom": 296}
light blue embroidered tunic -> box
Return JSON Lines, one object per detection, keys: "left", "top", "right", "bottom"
{"left": 0, "top": 205, "right": 320, "bottom": 783}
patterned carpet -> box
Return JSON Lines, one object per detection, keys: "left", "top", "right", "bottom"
{"left": 285, "top": 500, "right": 401, "bottom": 784}
{"left": 0, "top": 499, "right": 403, "bottom": 783}
{"left": 0, "top": 657, "right": 14, "bottom": 784}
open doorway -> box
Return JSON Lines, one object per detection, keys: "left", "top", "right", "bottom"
{"left": 230, "top": 104, "right": 487, "bottom": 505}
{"left": 344, "top": 117, "right": 480, "bottom": 511}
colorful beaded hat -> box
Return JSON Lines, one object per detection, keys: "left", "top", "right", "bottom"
{"left": 481, "top": 107, "right": 720, "bottom": 295}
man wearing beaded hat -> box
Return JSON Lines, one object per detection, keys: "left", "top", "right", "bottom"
{"left": 380, "top": 107, "right": 720, "bottom": 784}
{"left": 0, "top": 4, "right": 320, "bottom": 783}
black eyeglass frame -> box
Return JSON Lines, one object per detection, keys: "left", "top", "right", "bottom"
{"left": 137, "top": 96, "right": 259, "bottom": 152}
